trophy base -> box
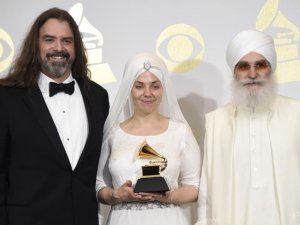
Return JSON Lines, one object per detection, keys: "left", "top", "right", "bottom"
{"left": 134, "top": 176, "right": 169, "bottom": 193}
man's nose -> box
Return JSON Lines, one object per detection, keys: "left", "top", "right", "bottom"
{"left": 54, "top": 40, "right": 64, "bottom": 51}
{"left": 248, "top": 66, "right": 258, "bottom": 79}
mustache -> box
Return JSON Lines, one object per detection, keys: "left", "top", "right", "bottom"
{"left": 46, "top": 51, "right": 70, "bottom": 59}
{"left": 238, "top": 77, "right": 269, "bottom": 86}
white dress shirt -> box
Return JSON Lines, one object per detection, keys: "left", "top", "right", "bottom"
{"left": 38, "top": 73, "right": 88, "bottom": 170}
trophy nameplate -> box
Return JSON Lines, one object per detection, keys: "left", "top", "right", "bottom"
{"left": 134, "top": 141, "right": 169, "bottom": 193}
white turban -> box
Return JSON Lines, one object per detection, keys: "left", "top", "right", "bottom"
{"left": 102, "top": 52, "right": 189, "bottom": 141}
{"left": 226, "top": 30, "right": 277, "bottom": 73}
{"left": 123, "top": 52, "right": 167, "bottom": 83}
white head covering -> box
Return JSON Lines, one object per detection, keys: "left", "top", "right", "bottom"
{"left": 103, "top": 52, "right": 188, "bottom": 141}
{"left": 226, "top": 29, "right": 277, "bottom": 72}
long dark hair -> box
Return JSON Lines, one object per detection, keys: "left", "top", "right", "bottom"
{"left": 0, "top": 7, "right": 90, "bottom": 87}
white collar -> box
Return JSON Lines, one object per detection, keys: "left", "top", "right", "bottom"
{"left": 38, "top": 73, "right": 75, "bottom": 94}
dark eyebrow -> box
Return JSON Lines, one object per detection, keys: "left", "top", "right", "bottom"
{"left": 41, "top": 35, "right": 74, "bottom": 40}
{"left": 134, "top": 80, "right": 160, "bottom": 84}
{"left": 237, "top": 59, "right": 268, "bottom": 64}
{"left": 41, "top": 34, "right": 55, "bottom": 39}
{"left": 256, "top": 59, "right": 269, "bottom": 63}
{"left": 151, "top": 80, "right": 160, "bottom": 85}
{"left": 63, "top": 37, "right": 74, "bottom": 41}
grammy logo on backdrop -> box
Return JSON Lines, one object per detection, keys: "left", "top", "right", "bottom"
{"left": 134, "top": 141, "right": 169, "bottom": 193}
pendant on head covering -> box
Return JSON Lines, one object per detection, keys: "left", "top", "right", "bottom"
{"left": 144, "top": 60, "right": 151, "bottom": 70}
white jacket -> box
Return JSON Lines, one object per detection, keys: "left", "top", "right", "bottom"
{"left": 196, "top": 95, "right": 300, "bottom": 225}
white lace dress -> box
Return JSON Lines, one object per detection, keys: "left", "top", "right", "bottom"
{"left": 97, "top": 119, "right": 201, "bottom": 225}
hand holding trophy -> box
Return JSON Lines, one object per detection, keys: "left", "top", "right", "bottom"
{"left": 134, "top": 141, "right": 169, "bottom": 194}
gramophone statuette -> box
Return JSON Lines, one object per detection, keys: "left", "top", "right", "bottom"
{"left": 134, "top": 141, "right": 169, "bottom": 193}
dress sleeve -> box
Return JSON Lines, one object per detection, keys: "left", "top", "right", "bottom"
{"left": 179, "top": 124, "right": 201, "bottom": 188}
{"left": 96, "top": 136, "right": 113, "bottom": 193}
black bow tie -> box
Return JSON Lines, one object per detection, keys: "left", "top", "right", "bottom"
{"left": 49, "top": 81, "right": 75, "bottom": 97}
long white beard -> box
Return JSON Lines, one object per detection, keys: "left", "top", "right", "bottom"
{"left": 231, "top": 76, "right": 276, "bottom": 111}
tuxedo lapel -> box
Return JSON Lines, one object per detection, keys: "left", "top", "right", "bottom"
{"left": 75, "top": 79, "right": 95, "bottom": 168}
{"left": 27, "top": 86, "right": 72, "bottom": 169}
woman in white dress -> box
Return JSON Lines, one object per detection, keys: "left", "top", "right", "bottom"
{"left": 96, "top": 52, "right": 201, "bottom": 225}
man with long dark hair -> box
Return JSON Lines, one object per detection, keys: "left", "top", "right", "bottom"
{"left": 0, "top": 7, "right": 109, "bottom": 225}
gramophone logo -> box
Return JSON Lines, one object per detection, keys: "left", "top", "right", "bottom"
{"left": 69, "top": 3, "right": 116, "bottom": 84}
{"left": 256, "top": 0, "right": 300, "bottom": 83}
{"left": 0, "top": 28, "right": 14, "bottom": 76}
{"left": 156, "top": 24, "right": 205, "bottom": 73}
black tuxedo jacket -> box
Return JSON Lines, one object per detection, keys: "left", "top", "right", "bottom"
{"left": 0, "top": 78, "right": 109, "bottom": 225}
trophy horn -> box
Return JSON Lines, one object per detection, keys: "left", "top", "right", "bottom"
{"left": 138, "top": 142, "right": 163, "bottom": 158}
{"left": 138, "top": 141, "right": 167, "bottom": 171}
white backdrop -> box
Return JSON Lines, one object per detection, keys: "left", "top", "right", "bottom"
{"left": 1, "top": 0, "right": 300, "bottom": 147}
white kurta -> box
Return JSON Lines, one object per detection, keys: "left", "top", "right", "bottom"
{"left": 232, "top": 108, "right": 279, "bottom": 225}
{"left": 96, "top": 119, "right": 201, "bottom": 225}
{"left": 196, "top": 95, "right": 300, "bottom": 225}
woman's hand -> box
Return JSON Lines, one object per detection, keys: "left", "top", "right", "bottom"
{"left": 138, "top": 191, "right": 173, "bottom": 204}
{"left": 112, "top": 180, "right": 155, "bottom": 203}
{"left": 136, "top": 185, "right": 199, "bottom": 205}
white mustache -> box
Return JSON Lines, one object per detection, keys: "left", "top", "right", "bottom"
{"left": 239, "top": 77, "right": 268, "bottom": 86}
{"left": 232, "top": 76, "right": 276, "bottom": 110}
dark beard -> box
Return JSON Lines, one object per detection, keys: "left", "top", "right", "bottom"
{"left": 40, "top": 51, "right": 73, "bottom": 78}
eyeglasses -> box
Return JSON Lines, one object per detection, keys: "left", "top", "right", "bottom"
{"left": 234, "top": 60, "right": 271, "bottom": 73}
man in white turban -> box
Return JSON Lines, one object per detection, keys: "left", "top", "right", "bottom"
{"left": 195, "top": 30, "right": 300, "bottom": 225}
